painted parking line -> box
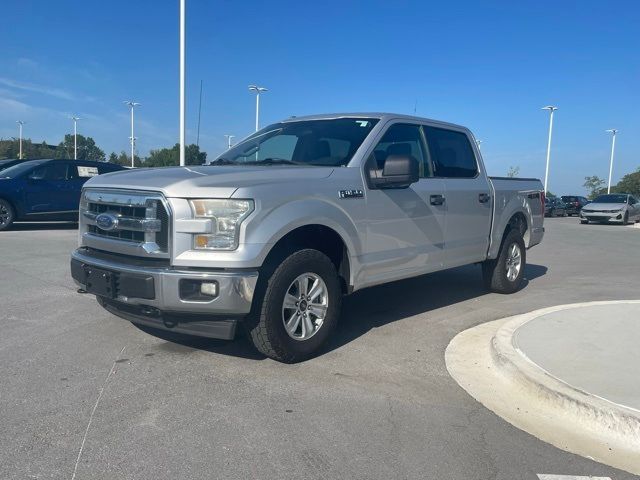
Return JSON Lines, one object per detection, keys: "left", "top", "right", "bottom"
{"left": 537, "top": 475, "right": 612, "bottom": 480}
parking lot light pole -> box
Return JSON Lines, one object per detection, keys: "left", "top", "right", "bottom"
{"left": 16, "top": 120, "right": 25, "bottom": 159}
{"left": 224, "top": 134, "right": 235, "bottom": 149}
{"left": 179, "top": 0, "right": 186, "bottom": 166}
{"left": 542, "top": 106, "right": 558, "bottom": 193}
{"left": 476, "top": 139, "right": 482, "bottom": 151}
{"left": 71, "top": 116, "right": 81, "bottom": 160}
{"left": 123, "top": 101, "right": 141, "bottom": 167}
{"left": 605, "top": 129, "right": 618, "bottom": 194}
{"left": 248, "top": 85, "right": 267, "bottom": 131}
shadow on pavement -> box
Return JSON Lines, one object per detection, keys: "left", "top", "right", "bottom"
{"left": 134, "top": 263, "right": 548, "bottom": 361}
{"left": 10, "top": 222, "right": 78, "bottom": 231}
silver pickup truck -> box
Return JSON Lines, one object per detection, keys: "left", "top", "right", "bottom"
{"left": 70, "top": 113, "right": 544, "bottom": 362}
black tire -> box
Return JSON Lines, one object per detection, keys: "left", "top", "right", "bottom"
{"left": 482, "top": 229, "right": 526, "bottom": 294}
{"left": 580, "top": 219, "right": 589, "bottom": 224}
{"left": 622, "top": 212, "right": 629, "bottom": 225}
{"left": 0, "top": 199, "right": 15, "bottom": 231}
{"left": 247, "top": 249, "right": 342, "bottom": 363}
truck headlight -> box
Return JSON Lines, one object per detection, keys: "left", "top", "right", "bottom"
{"left": 189, "top": 199, "right": 254, "bottom": 250}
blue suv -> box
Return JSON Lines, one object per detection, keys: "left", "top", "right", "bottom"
{"left": 0, "top": 159, "right": 125, "bottom": 230}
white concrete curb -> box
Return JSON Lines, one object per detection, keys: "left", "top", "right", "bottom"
{"left": 446, "top": 300, "right": 640, "bottom": 475}
{"left": 492, "top": 301, "right": 640, "bottom": 446}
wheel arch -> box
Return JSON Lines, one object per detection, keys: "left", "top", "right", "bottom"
{"left": 261, "top": 224, "right": 353, "bottom": 294}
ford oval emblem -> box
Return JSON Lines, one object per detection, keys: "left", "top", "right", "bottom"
{"left": 95, "top": 213, "right": 119, "bottom": 231}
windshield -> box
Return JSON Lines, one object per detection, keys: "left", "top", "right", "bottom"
{"left": 592, "top": 194, "right": 628, "bottom": 204}
{"left": 210, "top": 118, "right": 379, "bottom": 167}
{"left": 0, "top": 160, "right": 46, "bottom": 178}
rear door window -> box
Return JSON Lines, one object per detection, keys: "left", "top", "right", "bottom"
{"left": 424, "top": 127, "right": 478, "bottom": 178}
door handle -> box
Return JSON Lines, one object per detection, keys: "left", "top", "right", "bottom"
{"left": 430, "top": 194, "right": 445, "bottom": 206}
{"left": 479, "top": 193, "right": 491, "bottom": 203}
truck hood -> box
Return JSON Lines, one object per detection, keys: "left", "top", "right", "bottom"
{"left": 584, "top": 203, "right": 626, "bottom": 211}
{"left": 84, "top": 165, "right": 335, "bottom": 198}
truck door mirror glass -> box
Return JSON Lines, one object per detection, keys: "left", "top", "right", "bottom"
{"left": 368, "top": 155, "right": 419, "bottom": 189}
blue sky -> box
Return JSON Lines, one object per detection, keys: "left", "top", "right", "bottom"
{"left": 1, "top": 0, "right": 638, "bottom": 194}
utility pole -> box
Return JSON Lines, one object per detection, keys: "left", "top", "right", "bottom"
{"left": 71, "top": 116, "right": 81, "bottom": 160}
{"left": 179, "top": 0, "right": 186, "bottom": 166}
{"left": 16, "top": 121, "right": 25, "bottom": 159}
{"left": 606, "top": 129, "right": 618, "bottom": 194}
{"left": 248, "top": 85, "right": 268, "bottom": 131}
{"left": 224, "top": 134, "right": 235, "bottom": 149}
{"left": 196, "top": 79, "right": 203, "bottom": 148}
{"left": 123, "top": 101, "right": 141, "bottom": 167}
{"left": 541, "top": 106, "right": 558, "bottom": 193}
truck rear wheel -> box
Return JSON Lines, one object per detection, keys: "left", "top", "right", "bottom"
{"left": 247, "top": 249, "right": 342, "bottom": 363}
{"left": 482, "top": 229, "right": 526, "bottom": 294}
{"left": 0, "top": 199, "right": 15, "bottom": 231}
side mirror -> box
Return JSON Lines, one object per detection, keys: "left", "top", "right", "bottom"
{"left": 368, "top": 155, "right": 419, "bottom": 189}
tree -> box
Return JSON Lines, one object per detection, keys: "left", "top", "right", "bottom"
{"left": 108, "top": 151, "right": 143, "bottom": 167}
{"left": 55, "top": 134, "right": 105, "bottom": 161}
{"left": 613, "top": 167, "right": 640, "bottom": 196}
{"left": 583, "top": 176, "right": 606, "bottom": 199}
{"left": 506, "top": 166, "right": 520, "bottom": 178}
{"left": 144, "top": 143, "right": 207, "bottom": 167}
{"left": 0, "top": 138, "right": 57, "bottom": 159}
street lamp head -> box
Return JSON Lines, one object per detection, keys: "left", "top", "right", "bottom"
{"left": 248, "top": 85, "right": 268, "bottom": 93}
{"left": 541, "top": 105, "right": 558, "bottom": 111}
{"left": 71, "top": 116, "right": 81, "bottom": 121}
{"left": 16, "top": 120, "right": 25, "bottom": 125}
{"left": 123, "top": 101, "right": 141, "bottom": 107}
{"left": 605, "top": 129, "right": 618, "bottom": 134}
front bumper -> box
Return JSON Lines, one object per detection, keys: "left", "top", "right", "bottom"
{"left": 580, "top": 211, "right": 624, "bottom": 223}
{"left": 71, "top": 248, "right": 258, "bottom": 339}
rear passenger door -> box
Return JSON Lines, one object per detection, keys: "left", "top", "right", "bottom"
{"left": 423, "top": 126, "right": 492, "bottom": 268}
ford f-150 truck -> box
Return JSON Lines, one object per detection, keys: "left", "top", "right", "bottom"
{"left": 70, "top": 113, "right": 544, "bottom": 362}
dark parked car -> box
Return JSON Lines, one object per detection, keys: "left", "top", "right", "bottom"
{"left": 560, "top": 195, "right": 590, "bottom": 216}
{"left": 0, "top": 159, "right": 125, "bottom": 231}
{"left": 544, "top": 197, "right": 568, "bottom": 217}
{"left": 0, "top": 159, "right": 23, "bottom": 172}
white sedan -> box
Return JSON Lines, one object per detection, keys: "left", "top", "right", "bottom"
{"left": 580, "top": 193, "right": 640, "bottom": 225}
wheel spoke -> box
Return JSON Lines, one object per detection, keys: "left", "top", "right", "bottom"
{"left": 308, "top": 279, "right": 323, "bottom": 301}
{"left": 301, "top": 315, "right": 314, "bottom": 337}
{"left": 283, "top": 294, "right": 298, "bottom": 310}
{"left": 299, "top": 276, "right": 309, "bottom": 296}
{"left": 308, "top": 303, "right": 327, "bottom": 318}
{"left": 285, "top": 311, "right": 301, "bottom": 334}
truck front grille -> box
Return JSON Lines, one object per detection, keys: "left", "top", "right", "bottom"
{"left": 80, "top": 189, "right": 171, "bottom": 258}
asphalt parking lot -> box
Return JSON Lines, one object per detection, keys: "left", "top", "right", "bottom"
{"left": 1, "top": 218, "right": 639, "bottom": 480}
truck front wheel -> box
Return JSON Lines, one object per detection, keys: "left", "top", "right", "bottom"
{"left": 247, "top": 249, "right": 342, "bottom": 363}
{"left": 482, "top": 229, "right": 526, "bottom": 294}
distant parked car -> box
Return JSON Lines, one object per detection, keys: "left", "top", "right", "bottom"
{"left": 0, "top": 159, "right": 125, "bottom": 231}
{"left": 0, "top": 159, "right": 23, "bottom": 172}
{"left": 560, "top": 195, "right": 590, "bottom": 216}
{"left": 579, "top": 193, "right": 640, "bottom": 225}
{"left": 544, "top": 197, "right": 568, "bottom": 217}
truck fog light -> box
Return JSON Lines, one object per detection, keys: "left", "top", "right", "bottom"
{"left": 200, "top": 282, "right": 218, "bottom": 297}
{"left": 179, "top": 279, "right": 219, "bottom": 301}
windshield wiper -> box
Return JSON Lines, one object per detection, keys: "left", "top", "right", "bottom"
{"left": 209, "top": 158, "right": 237, "bottom": 166}
{"left": 243, "top": 158, "right": 302, "bottom": 166}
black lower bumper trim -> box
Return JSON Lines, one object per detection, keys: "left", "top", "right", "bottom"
{"left": 98, "top": 298, "right": 239, "bottom": 340}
